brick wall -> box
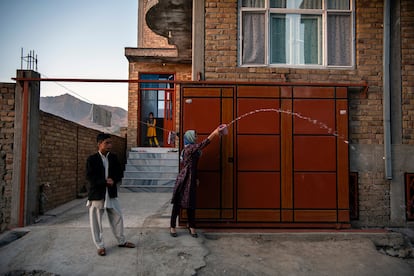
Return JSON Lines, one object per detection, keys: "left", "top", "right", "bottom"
{"left": 0, "top": 82, "right": 126, "bottom": 232}
{"left": 401, "top": 0, "right": 414, "bottom": 144}
{"left": 38, "top": 111, "right": 126, "bottom": 212}
{"left": 0, "top": 83, "right": 15, "bottom": 232}
{"left": 351, "top": 1, "right": 390, "bottom": 227}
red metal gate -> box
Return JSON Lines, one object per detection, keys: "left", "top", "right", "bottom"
{"left": 180, "top": 84, "right": 350, "bottom": 228}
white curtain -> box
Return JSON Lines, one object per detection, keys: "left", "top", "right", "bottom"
{"left": 241, "top": 0, "right": 351, "bottom": 65}
{"left": 327, "top": 14, "right": 351, "bottom": 65}
{"left": 242, "top": 12, "right": 265, "bottom": 64}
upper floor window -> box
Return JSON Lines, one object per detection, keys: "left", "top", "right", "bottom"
{"left": 240, "top": 0, "right": 353, "bottom": 68}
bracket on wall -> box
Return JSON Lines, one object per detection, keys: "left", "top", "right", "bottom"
{"left": 348, "top": 81, "right": 369, "bottom": 99}
{"left": 349, "top": 172, "right": 359, "bottom": 220}
{"left": 405, "top": 173, "right": 414, "bottom": 221}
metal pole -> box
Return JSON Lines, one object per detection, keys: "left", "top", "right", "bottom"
{"left": 19, "top": 80, "right": 29, "bottom": 226}
{"left": 383, "top": 0, "right": 392, "bottom": 180}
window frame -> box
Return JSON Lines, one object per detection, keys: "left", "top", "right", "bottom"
{"left": 238, "top": 0, "right": 355, "bottom": 69}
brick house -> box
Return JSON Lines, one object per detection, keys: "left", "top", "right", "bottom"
{"left": 125, "top": 0, "right": 414, "bottom": 228}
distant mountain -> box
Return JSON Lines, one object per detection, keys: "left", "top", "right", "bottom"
{"left": 40, "top": 93, "right": 127, "bottom": 135}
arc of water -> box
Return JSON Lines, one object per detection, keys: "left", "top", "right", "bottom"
{"left": 225, "top": 108, "right": 350, "bottom": 145}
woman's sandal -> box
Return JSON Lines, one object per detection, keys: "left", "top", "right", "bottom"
{"left": 187, "top": 227, "right": 198, "bottom": 238}
{"left": 170, "top": 228, "right": 178, "bottom": 237}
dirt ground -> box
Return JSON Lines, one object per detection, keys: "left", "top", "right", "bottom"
{"left": 1, "top": 192, "right": 414, "bottom": 276}
{"left": 196, "top": 234, "right": 414, "bottom": 276}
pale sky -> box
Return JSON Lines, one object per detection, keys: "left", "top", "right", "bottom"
{"left": 0, "top": 0, "right": 138, "bottom": 110}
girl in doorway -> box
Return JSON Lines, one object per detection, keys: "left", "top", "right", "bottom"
{"left": 146, "top": 112, "right": 160, "bottom": 147}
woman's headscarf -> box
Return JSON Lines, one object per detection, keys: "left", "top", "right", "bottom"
{"left": 183, "top": 130, "right": 196, "bottom": 145}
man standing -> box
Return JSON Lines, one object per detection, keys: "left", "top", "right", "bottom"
{"left": 86, "top": 133, "right": 135, "bottom": 256}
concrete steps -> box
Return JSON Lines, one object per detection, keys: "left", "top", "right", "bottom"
{"left": 121, "top": 147, "right": 179, "bottom": 192}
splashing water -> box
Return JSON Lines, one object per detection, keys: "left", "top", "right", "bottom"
{"left": 226, "top": 108, "right": 353, "bottom": 147}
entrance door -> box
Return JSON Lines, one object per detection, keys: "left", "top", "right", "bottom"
{"left": 139, "top": 74, "right": 175, "bottom": 147}
{"left": 180, "top": 84, "right": 349, "bottom": 228}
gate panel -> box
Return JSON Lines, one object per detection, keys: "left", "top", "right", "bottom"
{"left": 237, "top": 98, "right": 280, "bottom": 134}
{"left": 281, "top": 97, "right": 293, "bottom": 221}
{"left": 294, "top": 136, "right": 336, "bottom": 171}
{"left": 181, "top": 87, "right": 235, "bottom": 222}
{"left": 236, "top": 87, "right": 282, "bottom": 223}
{"left": 291, "top": 87, "right": 342, "bottom": 224}
{"left": 196, "top": 171, "right": 221, "bottom": 209}
{"left": 182, "top": 97, "right": 221, "bottom": 134}
{"left": 237, "top": 135, "right": 280, "bottom": 171}
{"left": 221, "top": 95, "right": 234, "bottom": 213}
{"left": 336, "top": 98, "right": 350, "bottom": 212}
{"left": 294, "top": 173, "right": 337, "bottom": 209}
{"left": 238, "top": 172, "right": 281, "bottom": 209}
{"left": 293, "top": 99, "right": 335, "bottom": 134}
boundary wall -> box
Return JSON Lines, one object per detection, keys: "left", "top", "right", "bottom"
{"left": 0, "top": 81, "right": 126, "bottom": 232}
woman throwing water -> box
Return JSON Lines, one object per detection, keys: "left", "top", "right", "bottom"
{"left": 170, "top": 124, "right": 227, "bottom": 237}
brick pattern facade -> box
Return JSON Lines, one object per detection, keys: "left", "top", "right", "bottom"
{"left": 401, "top": 0, "right": 414, "bottom": 144}
{"left": 38, "top": 111, "right": 126, "bottom": 212}
{"left": 0, "top": 83, "right": 15, "bottom": 232}
{"left": 0, "top": 82, "right": 126, "bottom": 232}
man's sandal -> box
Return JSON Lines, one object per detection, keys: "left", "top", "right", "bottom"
{"left": 118, "top": 241, "right": 135, "bottom": 248}
{"left": 97, "top": 248, "right": 106, "bottom": 256}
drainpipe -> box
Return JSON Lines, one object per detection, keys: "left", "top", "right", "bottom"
{"left": 383, "top": 0, "right": 392, "bottom": 180}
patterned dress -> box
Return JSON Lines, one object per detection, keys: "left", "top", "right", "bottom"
{"left": 171, "top": 138, "right": 211, "bottom": 209}
{"left": 146, "top": 118, "right": 157, "bottom": 137}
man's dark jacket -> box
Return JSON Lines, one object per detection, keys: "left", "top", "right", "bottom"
{"left": 86, "top": 152, "right": 123, "bottom": 200}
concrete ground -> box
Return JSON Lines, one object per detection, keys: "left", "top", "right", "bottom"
{"left": 0, "top": 190, "right": 413, "bottom": 276}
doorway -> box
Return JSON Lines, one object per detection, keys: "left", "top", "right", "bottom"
{"left": 139, "top": 73, "right": 175, "bottom": 147}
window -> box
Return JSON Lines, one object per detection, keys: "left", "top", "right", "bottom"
{"left": 240, "top": 0, "right": 353, "bottom": 67}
